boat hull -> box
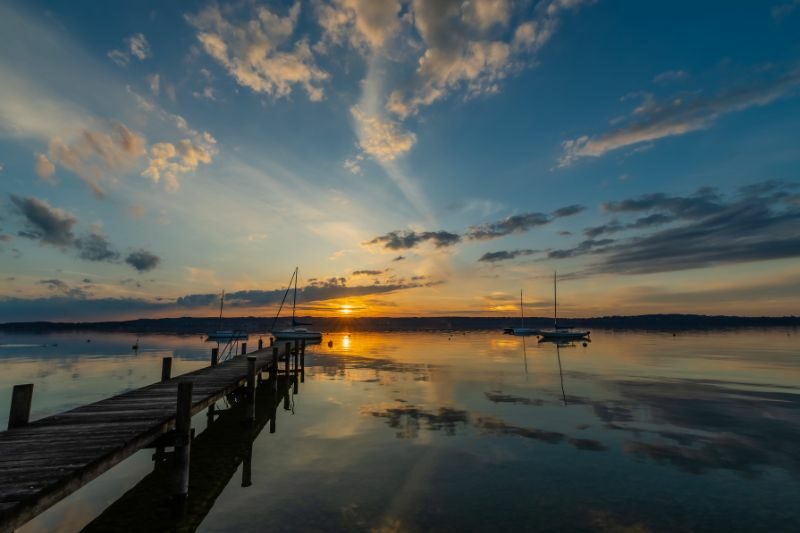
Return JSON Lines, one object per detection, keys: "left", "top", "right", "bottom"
{"left": 272, "top": 329, "right": 322, "bottom": 341}
{"left": 538, "top": 330, "right": 590, "bottom": 340}
{"left": 206, "top": 331, "right": 248, "bottom": 342}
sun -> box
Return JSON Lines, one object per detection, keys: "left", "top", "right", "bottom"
{"left": 339, "top": 304, "right": 353, "bottom": 315}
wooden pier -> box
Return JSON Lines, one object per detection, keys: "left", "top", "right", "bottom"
{"left": 0, "top": 340, "right": 306, "bottom": 532}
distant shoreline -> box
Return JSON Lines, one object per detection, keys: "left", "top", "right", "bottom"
{"left": 0, "top": 314, "right": 798, "bottom": 334}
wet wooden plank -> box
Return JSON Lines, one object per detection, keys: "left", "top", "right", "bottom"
{"left": 0, "top": 346, "right": 283, "bottom": 531}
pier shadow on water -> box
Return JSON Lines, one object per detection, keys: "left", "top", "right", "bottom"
{"left": 82, "top": 374, "right": 297, "bottom": 532}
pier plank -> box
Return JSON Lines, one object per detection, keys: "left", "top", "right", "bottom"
{"left": 0, "top": 346, "right": 284, "bottom": 531}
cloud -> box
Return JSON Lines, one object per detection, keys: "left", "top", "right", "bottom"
{"left": 38, "top": 278, "right": 90, "bottom": 299}
{"left": 141, "top": 138, "right": 214, "bottom": 191}
{"left": 552, "top": 181, "right": 800, "bottom": 274}
{"left": 108, "top": 33, "right": 152, "bottom": 66}
{"left": 10, "top": 195, "right": 76, "bottom": 246}
{"left": 772, "top": 0, "right": 800, "bottom": 20}
{"left": 74, "top": 231, "right": 120, "bottom": 262}
{"left": 125, "top": 250, "right": 160, "bottom": 272}
{"left": 392, "top": 255, "right": 405, "bottom": 261}
{"left": 478, "top": 249, "right": 539, "bottom": 262}
{"left": 653, "top": 70, "right": 688, "bottom": 83}
{"left": 581, "top": 189, "right": 726, "bottom": 238}
{"left": 314, "top": 0, "right": 403, "bottom": 52}
{"left": 365, "top": 230, "right": 461, "bottom": 250}
{"left": 187, "top": 2, "right": 328, "bottom": 101}
{"left": 47, "top": 121, "right": 147, "bottom": 198}
{"left": 560, "top": 68, "right": 800, "bottom": 166}
{"left": 147, "top": 73, "right": 160, "bottom": 95}
{"left": 352, "top": 269, "right": 386, "bottom": 276}
{"left": 548, "top": 238, "right": 614, "bottom": 259}
{"left": 387, "top": 0, "right": 593, "bottom": 118}
{"left": 351, "top": 107, "right": 416, "bottom": 161}
{"left": 466, "top": 204, "right": 584, "bottom": 240}
{"left": 9, "top": 194, "right": 160, "bottom": 271}
{"left": 343, "top": 154, "right": 363, "bottom": 174}
{"left": 34, "top": 153, "right": 56, "bottom": 182}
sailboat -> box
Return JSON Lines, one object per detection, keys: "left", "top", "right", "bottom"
{"left": 271, "top": 267, "right": 323, "bottom": 342}
{"left": 538, "top": 272, "right": 590, "bottom": 341}
{"left": 206, "top": 290, "right": 248, "bottom": 342}
{"left": 503, "top": 289, "right": 541, "bottom": 336}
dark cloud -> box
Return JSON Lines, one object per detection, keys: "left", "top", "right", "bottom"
{"left": 125, "top": 250, "right": 160, "bottom": 272}
{"left": 75, "top": 232, "right": 121, "bottom": 262}
{"left": 352, "top": 269, "right": 385, "bottom": 276}
{"left": 584, "top": 213, "right": 675, "bottom": 238}
{"left": 550, "top": 181, "right": 800, "bottom": 274}
{"left": 478, "top": 249, "right": 539, "bottom": 263}
{"left": 37, "top": 279, "right": 91, "bottom": 299}
{"left": 0, "top": 296, "right": 165, "bottom": 322}
{"left": 365, "top": 230, "right": 461, "bottom": 250}
{"left": 10, "top": 195, "right": 76, "bottom": 246}
{"left": 548, "top": 239, "right": 614, "bottom": 259}
{"left": 39, "top": 279, "right": 68, "bottom": 291}
{"left": 552, "top": 204, "right": 586, "bottom": 218}
{"left": 175, "top": 278, "right": 439, "bottom": 308}
{"left": 602, "top": 187, "right": 724, "bottom": 219}
{"left": 9, "top": 195, "right": 160, "bottom": 272}
{"left": 467, "top": 204, "right": 585, "bottom": 240}
{"left": 392, "top": 255, "right": 405, "bottom": 261}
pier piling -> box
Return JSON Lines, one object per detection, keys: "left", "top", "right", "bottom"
{"left": 173, "top": 381, "right": 193, "bottom": 514}
{"left": 161, "top": 357, "right": 173, "bottom": 382}
{"left": 211, "top": 347, "right": 219, "bottom": 366}
{"left": 241, "top": 342, "right": 247, "bottom": 355}
{"left": 8, "top": 384, "right": 33, "bottom": 430}
{"left": 247, "top": 356, "right": 257, "bottom": 423}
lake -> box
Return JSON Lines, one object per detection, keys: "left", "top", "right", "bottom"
{"left": 1, "top": 329, "right": 799, "bottom": 532}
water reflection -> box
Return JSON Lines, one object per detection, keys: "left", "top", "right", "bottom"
{"left": 83, "top": 374, "right": 298, "bottom": 531}
{"left": 4, "top": 329, "right": 799, "bottom": 531}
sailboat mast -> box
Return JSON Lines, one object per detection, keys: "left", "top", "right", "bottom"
{"left": 291, "top": 267, "right": 298, "bottom": 325}
{"left": 553, "top": 271, "right": 557, "bottom": 328}
{"left": 218, "top": 290, "right": 225, "bottom": 331}
{"left": 520, "top": 289, "right": 525, "bottom": 329}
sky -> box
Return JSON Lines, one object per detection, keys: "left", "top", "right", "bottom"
{"left": 1, "top": 0, "right": 799, "bottom": 322}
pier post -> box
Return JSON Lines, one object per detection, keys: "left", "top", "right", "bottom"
{"left": 241, "top": 440, "right": 253, "bottom": 487}
{"left": 247, "top": 356, "right": 257, "bottom": 423}
{"left": 293, "top": 340, "right": 299, "bottom": 369}
{"left": 284, "top": 342, "right": 291, "bottom": 375}
{"left": 300, "top": 340, "right": 306, "bottom": 383}
{"left": 161, "top": 357, "right": 172, "bottom": 382}
{"left": 173, "top": 381, "right": 193, "bottom": 513}
{"left": 271, "top": 347, "right": 279, "bottom": 382}
{"left": 211, "top": 347, "right": 219, "bottom": 366}
{"left": 258, "top": 338, "right": 263, "bottom": 350}
{"left": 269, "top": 376, "right": 278, "bottom": 434}
{"left": 241, "top": 342, "right": 247, "bottom": 355}
{"left": 8, "top": 384, "right": 34, "bottom": 430}
{"left": 269, "top": 337, "right": 274, "bottom": 347}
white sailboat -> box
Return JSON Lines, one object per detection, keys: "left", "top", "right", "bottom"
{"left": 503, "top": 289, "right": 541, "bottom": 336}
{"left": 538, "top": 272, "right": 590, "bottom": 341}
{"left": 206, "top": 290, "right": 248, "bottom": 342}
{"left": 271, "top": 267, "right": 323, "bottom": 342}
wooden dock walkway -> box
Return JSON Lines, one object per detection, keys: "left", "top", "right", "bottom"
{"left": 0, "top": 341, "right": 303, "bottom": 532}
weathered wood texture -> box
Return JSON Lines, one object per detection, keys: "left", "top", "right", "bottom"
{"left": 0, "top": 345, "right": 287, "bottom": 532}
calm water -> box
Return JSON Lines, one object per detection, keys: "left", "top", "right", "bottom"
{"left": 1, "top": 329, "right": 799, "bottom": 532}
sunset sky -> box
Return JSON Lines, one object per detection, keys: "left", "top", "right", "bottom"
{"left": 1, "top": 0, "right": 799, "bottom": 321}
